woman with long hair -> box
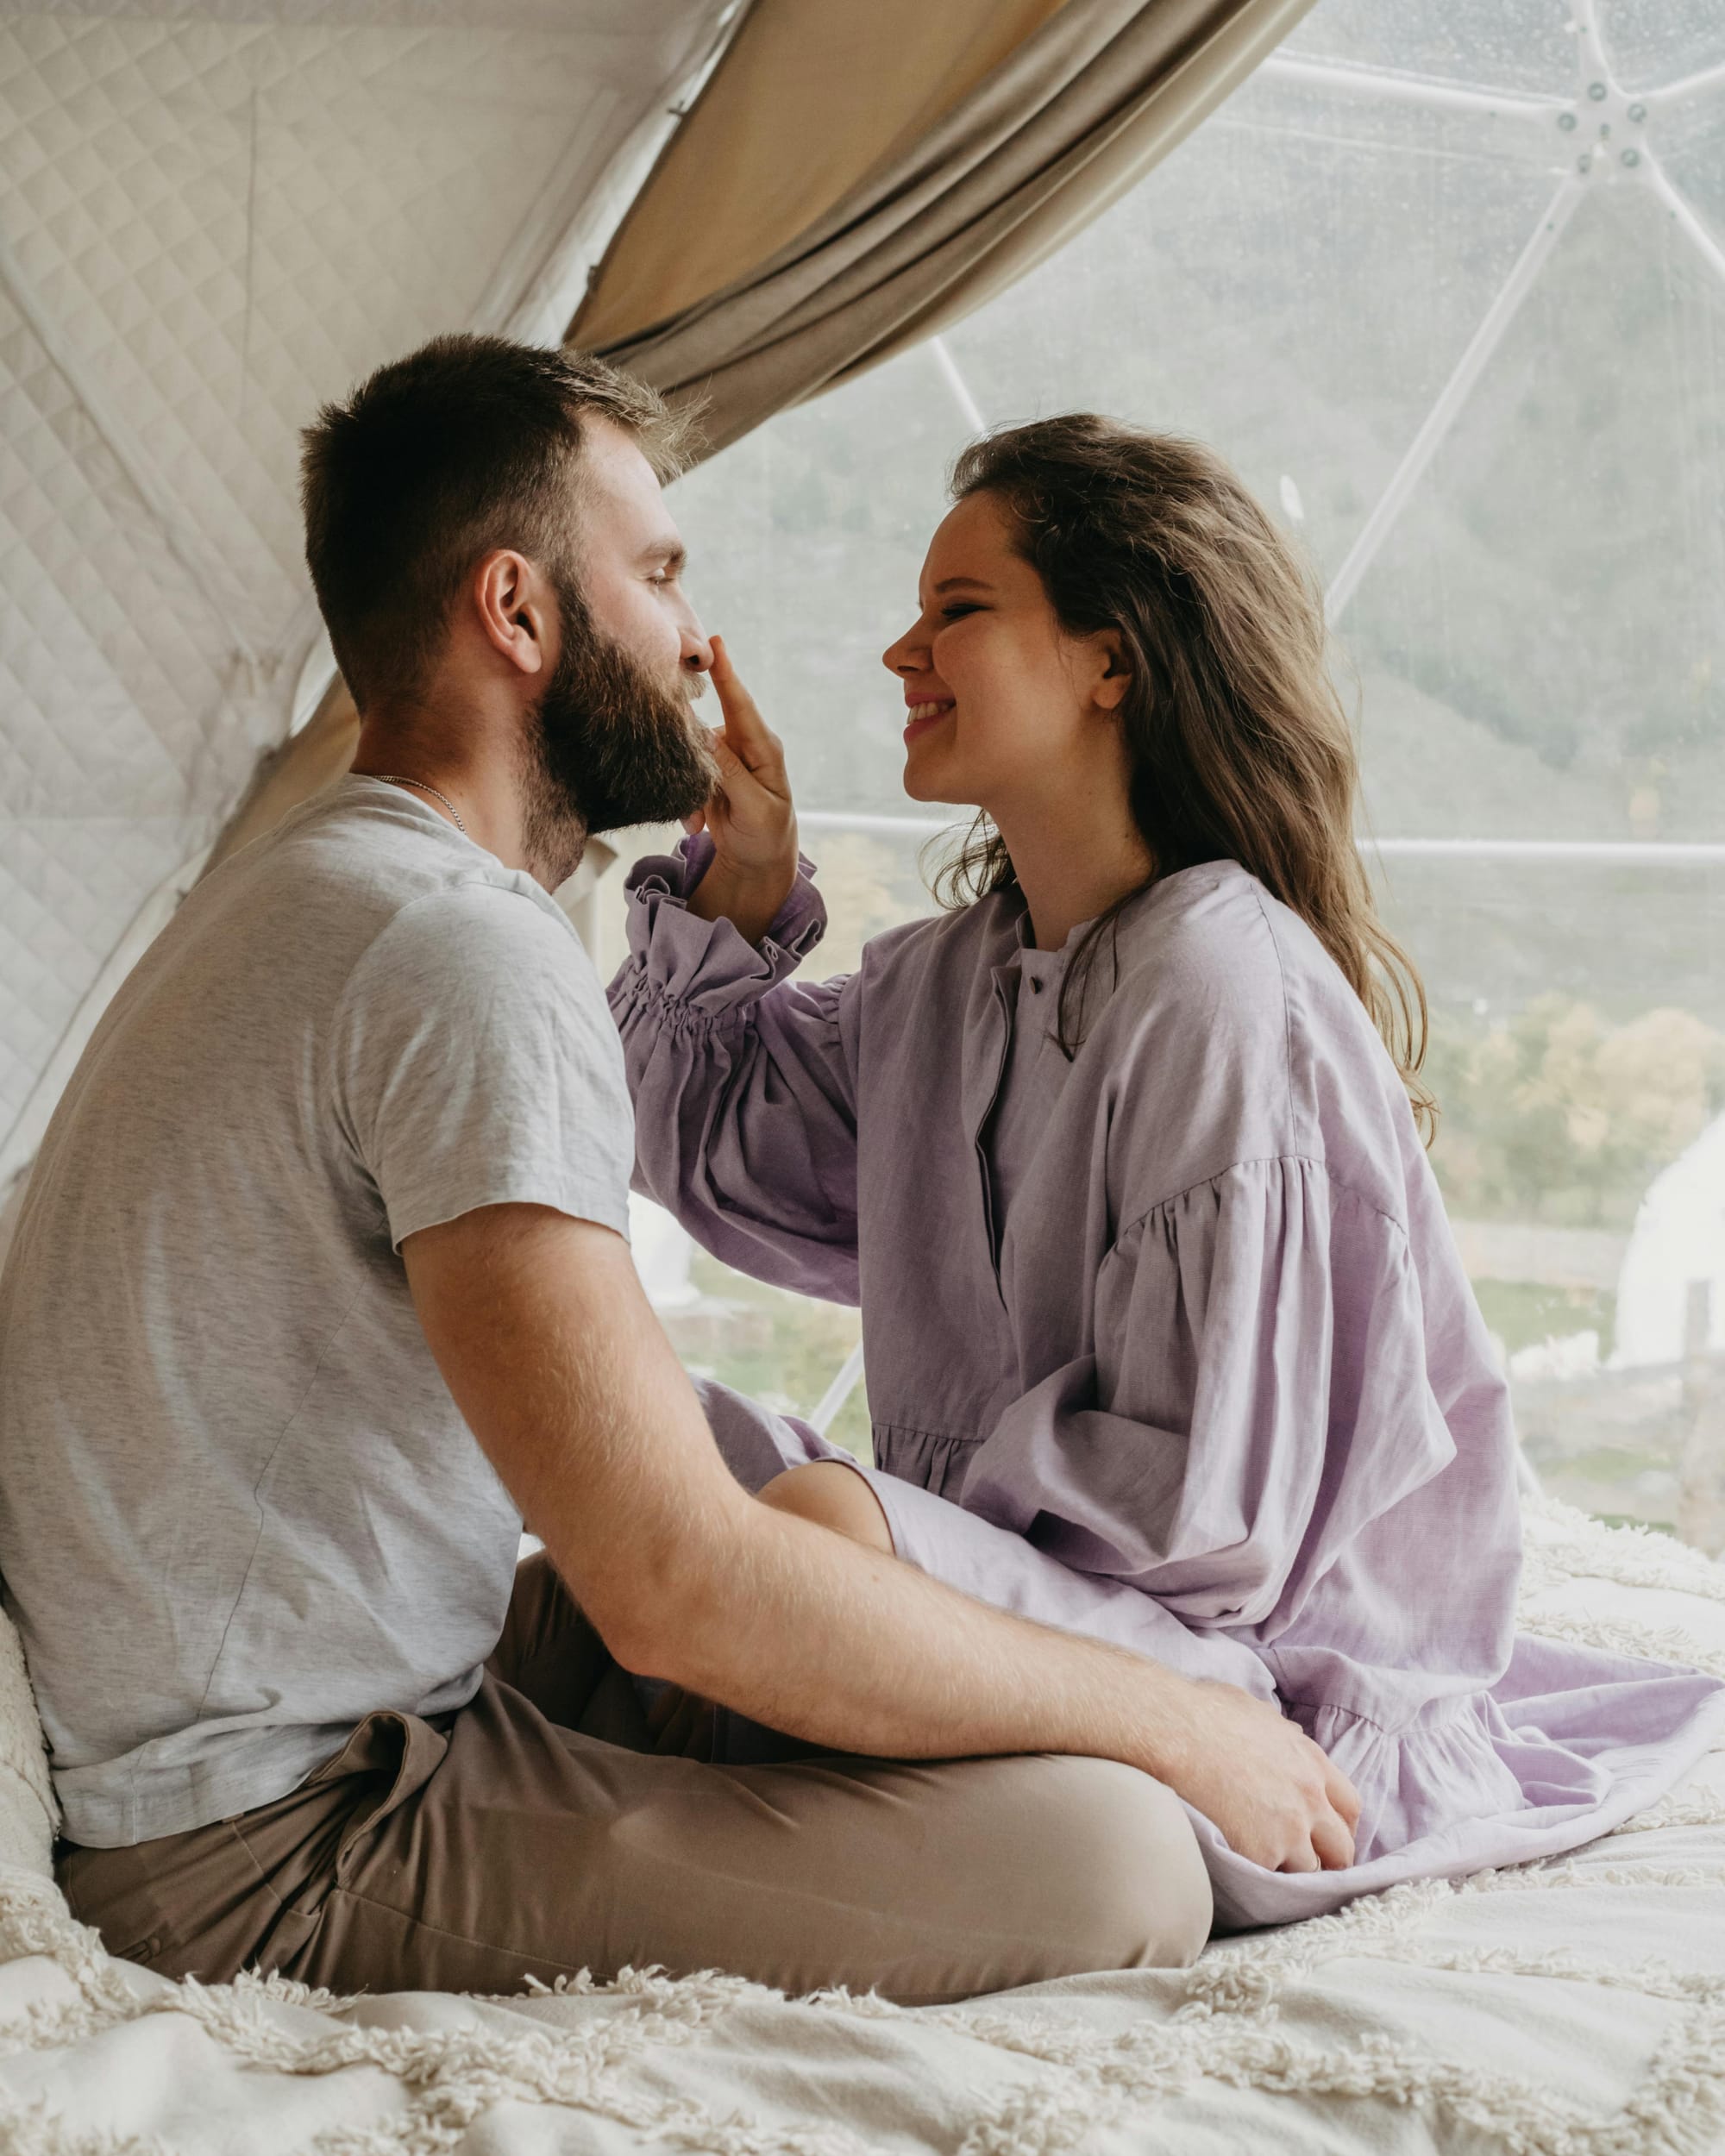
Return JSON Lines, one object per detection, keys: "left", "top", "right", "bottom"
{"left": 608, "top": 417, "right": 1723, "bottom": 1927}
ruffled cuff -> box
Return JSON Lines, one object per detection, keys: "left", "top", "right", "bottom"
{"left": 619, "top": 834, "right": 826, "bottom": 1011}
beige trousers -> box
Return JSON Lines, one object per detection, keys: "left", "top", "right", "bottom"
{"left": 58, "top": 1557, "right": 1211, "bottom": 2004}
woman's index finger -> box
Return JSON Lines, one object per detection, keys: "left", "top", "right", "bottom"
{"left": 709, "top": 636, "right": 774, "bottom": 756}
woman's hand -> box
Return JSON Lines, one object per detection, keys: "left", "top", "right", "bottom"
{"left": 686, "top": 636, "right": 800, "bottom": 946}
{"left": 1168, "top": 1682, "right": 1363, "bottom": 1873}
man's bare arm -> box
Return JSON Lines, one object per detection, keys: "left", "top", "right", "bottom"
{"left": 403, "top": 1202, "right": 1359, "bottom": 1871}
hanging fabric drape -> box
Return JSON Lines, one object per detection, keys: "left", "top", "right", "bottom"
{"left": 570, "top": 0, "right": 1079, "bottom": 356}
{"left": 570, "top": 0, "right": 1315, "bottom": 455}
{"left": 204, "top": 679, "right": 363, "bottom": 878}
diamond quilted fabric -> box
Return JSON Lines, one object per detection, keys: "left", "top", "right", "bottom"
{"left": 0, "top": 0, "right": 731, "bottom": 1181}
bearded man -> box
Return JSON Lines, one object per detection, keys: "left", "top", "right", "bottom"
{"left": 0, "top": 335, "right": 1345, "bottom": 2002}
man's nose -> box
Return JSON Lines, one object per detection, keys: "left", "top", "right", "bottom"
{"left": 681, "top": 621, "right": 714, "bottom": 675}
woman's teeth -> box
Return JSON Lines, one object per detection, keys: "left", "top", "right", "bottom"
{"left": 907, "top": 701, "right": 952, "bottom": 721}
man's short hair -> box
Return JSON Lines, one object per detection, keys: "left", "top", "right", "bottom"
{"left": 301, "top": 334, "right": 692, "bottom": 711}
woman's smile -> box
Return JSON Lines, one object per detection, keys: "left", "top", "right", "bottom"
{"left": 903, "top": 697, "right": 955, "bottom": 743}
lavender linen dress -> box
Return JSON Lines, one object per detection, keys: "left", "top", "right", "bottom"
{"left": 609, "top": 838, "right": 1725, "bottom": 1927}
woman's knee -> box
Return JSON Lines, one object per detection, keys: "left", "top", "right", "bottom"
{"left": 756, "top": 1462, "right": 894, "bottom": 1554}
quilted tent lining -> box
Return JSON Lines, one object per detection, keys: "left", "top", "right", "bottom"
{"left": 0, "top": 0, "right": 735, "bottom": 1183}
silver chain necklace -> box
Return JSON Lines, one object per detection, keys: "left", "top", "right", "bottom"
{"left": 371, "top": 774, "right": 467, "bottom": 836}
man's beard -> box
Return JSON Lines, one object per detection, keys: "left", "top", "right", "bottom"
{"left": 521, "top": 574, "right": 718, "bottom": 884}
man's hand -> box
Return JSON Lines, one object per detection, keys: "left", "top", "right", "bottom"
{"left": 761, "top": 1459, "right": 1360, "bottom": 1872}
{"left": 1166, "top": 1684, "right": 1360, "bottom": 1872}
{"left": 685, "top": 636, "right": 800, "bottom": 945}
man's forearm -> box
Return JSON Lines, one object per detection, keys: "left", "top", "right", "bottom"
{"left": 638, "top": 1500, "right": 1205, "bottom": 1787}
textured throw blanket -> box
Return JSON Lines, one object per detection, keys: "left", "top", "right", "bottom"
{"left": 0, "top": 1497, "right": 1721, "bottom": 2154}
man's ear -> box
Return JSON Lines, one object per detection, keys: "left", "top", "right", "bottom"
{"left": 474, "top": 550, "right": 550, "bottom": 677}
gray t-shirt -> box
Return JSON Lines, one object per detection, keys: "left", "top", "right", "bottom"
{"left": 0, "top": 778, "right": 632, "bottom": 1846}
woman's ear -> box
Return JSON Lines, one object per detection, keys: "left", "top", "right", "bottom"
{"left": 1092, "top": 631, "right": 1132, "bottom": 712}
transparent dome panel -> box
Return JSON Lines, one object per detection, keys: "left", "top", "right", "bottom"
{"left": 1282, "top": 0, "right": 1576, "bottom": 94}
{"left": 1658, "top": 101, "right": 1725, "bottom": 236}
{"left": 1603, "top": 0, "right": 1725, "bottom": 97}
{"left": 941, "top": 69, "right": 1559, "bottom": 597}
{"left": 668, "top": 359, "right": 976, "bottom": 820}
{"left": 1348, "top": 179, "right": 1725, "bottom": 843}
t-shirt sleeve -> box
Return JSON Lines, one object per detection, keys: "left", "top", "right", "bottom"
{"left": 331, "top": 883, "right": 635, "bottom": 1250}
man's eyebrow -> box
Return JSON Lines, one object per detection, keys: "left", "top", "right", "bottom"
{"left": 932, "top": 575, "right": 994, "bottom": 594}
{"left": 641, "top": 537, "right": 687, "bottom": 573}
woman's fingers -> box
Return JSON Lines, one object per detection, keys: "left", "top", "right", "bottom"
{"left": 699, "top": 736, "right": 745, "bottom": 837}
{"left": 709, "top": 635, "right": 786, "bottom": 783}
{"left": 710, "top": 730, "right": 750, "bottom": 787}
{"left": 710, "top": 637, "right": 771, "bottom": 761}
{"left": 682, "top": 634, "right": 799, "bottom": 935}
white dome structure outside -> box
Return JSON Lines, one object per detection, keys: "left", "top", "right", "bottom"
{"left": 1615, "top": 1110, "right": 1725, "bottom": 1368}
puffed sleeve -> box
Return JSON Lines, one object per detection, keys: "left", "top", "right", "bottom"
{"left": 607, "top": 836, "right": 862, "bottom": 1301}
{"left": 851, "top": 1158, "right": 1465, "bottom": 1710}
{"left": 957, "top": 1160, "right": 1458, "bottom": 1640}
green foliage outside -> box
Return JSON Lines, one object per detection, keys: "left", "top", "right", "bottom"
{"left": 1426, "top": 994, "right": 1725, "bottom": 1228}
{"left": 1470, "top": 1278, "right": 1617, "bottom": 1360}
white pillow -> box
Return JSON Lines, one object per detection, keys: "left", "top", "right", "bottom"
{"left": 0, "top": 1606, "right": 55, "bottom": 1880}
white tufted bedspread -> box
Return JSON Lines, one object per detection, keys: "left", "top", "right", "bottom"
{"left": 0, "top": 1498, "right": 1722, "bottom": 2153}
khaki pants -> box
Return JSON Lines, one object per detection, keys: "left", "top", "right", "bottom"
{"left": 58, "top": 1557, "right": 1210, "bottom": 2004}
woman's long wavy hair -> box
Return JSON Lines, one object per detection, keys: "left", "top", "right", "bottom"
{"left": 933, "top": 415, "right": 1433, "bottom": 1134}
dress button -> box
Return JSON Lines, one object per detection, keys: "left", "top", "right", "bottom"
{"left": 1029, "top": 978, "right": 1042, "bottom": 993}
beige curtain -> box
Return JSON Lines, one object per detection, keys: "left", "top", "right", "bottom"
{"left": 571, "top": 0, "right": 1314, "bottom": 454}
{"left": 204, "top": 678, "right": 361, "bottom": 877}
{"left": 573, "top": 0, "right": 1080, "bottom": 351}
